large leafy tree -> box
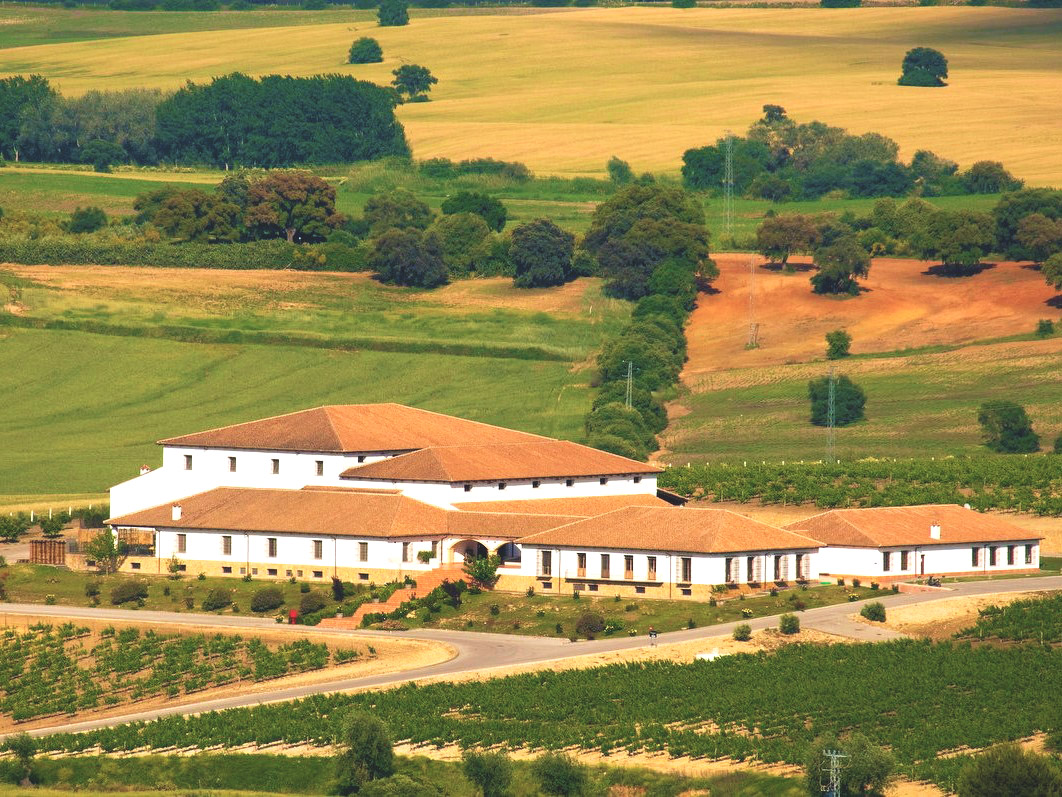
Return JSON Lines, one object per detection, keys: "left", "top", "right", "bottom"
{"left": 429, "top": 212, "right": 490, "bottom": 275}
{"left": 334, "top": 712, "right": 394, "bottom": 795}
{"left": 510, "top": 218, "right": 575, "bottom": 288}
{"left": 440, "top": 190, "right": 507, "bottom": 231}
{"left": 977, "top": 400, "right": 1040, "bottom": 453}
{"left": 898, "top": 47, "right": 948, "bottom": 87}
{"left": 992, "top": 188, "right": 1062, "bottom": 259}
{"left": 348, "top": 37, "right": 383, "bottom": 64}
{"left": 756, "top": 213, "right": 820, "bottom": 267}
{"left": 363, "top": 188, "right": 434, "bottom": 235}
{"left": 391, "top": 65, "right": 437, "bottom": 101}
{"left": 956, "top": 744, "right": 1062, "bottom": 797}
{"left": 913, "top": 210, "right": 995, "bottom": 273}
{"left": 810, "top": 236, "right": 871, "bottom": 295}
{"left": 961, "top": 161, "right": 1022, "bottom": 195}
{"left": 1016, "top": 213, "right": 1062, "bottom": 263}
{"left": 377, "top": 0, "right": 408, "bottom": 26}
{"left": 369, "top": 228, "right": 448, "bottom": 288}
{"left": 245, "top": 172, "right": 343, "bottom": 243}
{"left": 152, "top": 189, "right": 243, "bottom": 243}
{"left": 0, "top": 74, "right": 54, "bottom": 160}
{"left": 808, "top": 374, "right": 866, "bottom": 427}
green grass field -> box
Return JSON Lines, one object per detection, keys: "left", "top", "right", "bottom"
{"left": 1, "top": 7, "right": 1060, "bottom": 182}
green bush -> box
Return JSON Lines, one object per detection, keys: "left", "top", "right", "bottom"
{"left": 349, "top": 37, "right": 383, "bottom": 64}
{"left": 779, "top": 613, "right": 800, "bottom": 635}
{"left": 0, "top": 239, "right": 296, "bottom": 269}
{"left": 461, "top": 750, "right": 513, "bottom": 797}
{"left": 531, "top": 753, "right": 588, "bottom": 796}
{"left": 110, "top": 580, "right": 149, "bottom": 605}
{"left": 575, "top": 612, "right": 606, "bottom": 639}
{"left": 821, "top": 0, "right": 860, "bottom": 6}
{"left": 861, "top": 602, "right": 887, "bottom": 623}
{"left": 334, "top": 712, "right": 394, "bottom": 795}
{"left": 377, "top": 0, "right": 408, "bottom": 25}
{"left": 251, "top": 587, "right": 285, "bottom": 613}
{"left": 956, "top": 744, "right": 1062, "bottom": 796}
{"left": 1036, "top": 319, "right": 1055, "bottom": 338}
{"left": 671, "top": 0, "right": 695, "bottom": 6}
{"left": 300, "top": 591, "right": 330, "bottom": 615}
{"left": 733, "top": 623, "right": 752, "bottom": 641}
{"left": 202, "top": 589, "right": 232, "bottom": 612}
{"left": 68, "top": 206, "right": 108, "bottom": 234}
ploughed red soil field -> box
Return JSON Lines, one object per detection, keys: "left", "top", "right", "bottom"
{"left": 685, "top": 254, "right": 1061, "bottom": 376}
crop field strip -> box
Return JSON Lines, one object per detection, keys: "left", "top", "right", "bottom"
{"left": 32, "top": 637, "right": 1062, "bottom": 791}
{"left": 956, "top": 591, "right": 1062, "bottom": 645}
{"left": 0, "top": 8, "right": 1060, "bottom": 182}
{"left": 0, "top": 623, "right": 347, "bottom": 724}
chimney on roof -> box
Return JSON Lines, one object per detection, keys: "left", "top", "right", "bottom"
{"left": 172, "top": 504, "right": 182, "bottom": 521}
{"left": 930, "top": 522, "right": 941, "bottom": 540}
{"left": 140, "top": 465, "right": 152, "bottom": 476}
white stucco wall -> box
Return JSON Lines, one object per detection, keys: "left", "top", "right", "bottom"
{"left": 818, "top": 541, "right": 1039, "bottom": 578}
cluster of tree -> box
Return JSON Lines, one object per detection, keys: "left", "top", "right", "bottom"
{"left": 898, "top": 47, "right": 949, "bottom": 87}
{"left": 0, "top": 73, "right": 408, "bottom": 169}
{"left": 682, "top": 105, "right": 1022, "bottom": 202}
{"left": 756, "top": 211, "right": 871, "bottom": 295}
{"left": 579, "top": 184, "right": 716, "bottom": 460}
{"left": 135, "top": 171, "right": 344, "bottom": 244}
{"left": 977, "top": 400, "right": 1041, "bottom": 454}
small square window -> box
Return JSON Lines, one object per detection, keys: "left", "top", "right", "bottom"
{"left": 239, "top": 567, "right": 246, "bottom": 575}
{"left": 316, "top": 460, "right": 324, "bottom": 476}
{"left": 359, "top": 573, "right": 369, "bottom": 581}
{"left": 184, "top": 454, "right": 193, "bottom": 470}
{"left": 313, "top": 570, "right": 323, "bottom": 579}
{"left": 635, "top": 586, "right": 646, "bottom": 594}
{"left": 464, "top": 483, "right": 473, "bottom": 492}
{"left": 532, "top": 480, "right": 541, "bottom": 489}
{"left": 267, "top": 568, "right": 277, "bottom": 577}
{"left": 358, "top": 455, "right": 366, "bottom": 463}
{"left": 285, "top": 569, "right": 293, "bottom": 577}
{"left": 542, "top": 581, "right": 552, "bottom": 589}
{"left": 177, "top": 564, "right": 186, "bottom": 572}
{"left": 297, "top": 570, "right": 303, "bottom": 577}
{"left": 252, "top": 567, "right": 258, "bottom": 575}
{"left": 498, "top": 482, "right": 507, "bottom": 490}
{"left": 599, "top": 477, "right": 608, "bottom": 485}
{"left": 589, "top": 584, "right": 599, "bottom": 592}
{"left": 131, "top": 561, "right": 141, "bottom": 570}
{"left": 272, "top": 458, "right": 280, "bottom": 475}
{"left": 565, "top": 478, "right": 574, "bottom": 487}
{"left": 229, "top": 456, "right": 237, "bottom": 472}
{"left": 633, "top": 475, "right": 642, "bottom": 484}
{"left": 222, "top": 566, "right": 232, "bottom": 574}
{"left": 681, "top": 588, "right": 692, "bottom": 596}
{"left": 573, "top": 584, "right": 585, "bottom": 592}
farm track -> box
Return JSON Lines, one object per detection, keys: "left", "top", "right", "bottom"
{"left": 3, "top": 573, "right": 1061, "bottom": 741}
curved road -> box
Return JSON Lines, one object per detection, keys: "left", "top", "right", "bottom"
{"left": 4, "top": 574, "right": 1060, "bottom": 740}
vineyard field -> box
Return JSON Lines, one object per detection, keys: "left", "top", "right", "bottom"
{"left": 956, "top": 592, "right": 1062, "bottom": 645}
{"left": 35, "top": 640, "right": 1062, "bottom": 791}
{"left": 0, "top": 623, "right": 355, "bottom": 724}
{"left": 659, "top": 457, "right": 1062, "bottom": 517}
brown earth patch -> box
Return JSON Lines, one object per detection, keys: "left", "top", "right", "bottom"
{"left": 874, "top": 590, "right": 1057, "bottom": 641}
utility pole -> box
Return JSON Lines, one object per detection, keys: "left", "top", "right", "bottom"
{"left": 821, "top": 749, "right": 848, "bottom": 796}
{"left": 746, "top": 256, "right": 759, "bottom": 349}
{"left": 827, "top": 367, "right": 836, "bottom": 464}
{"left": 723, "top": 131, "right": 734, "bottom": 242}
{"left": 625, "top": 361, "right": 633, "bottom": 409}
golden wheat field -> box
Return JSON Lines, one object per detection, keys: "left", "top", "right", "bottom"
{"left": 1, "top": 7, "right": 1060, "bottom": 181}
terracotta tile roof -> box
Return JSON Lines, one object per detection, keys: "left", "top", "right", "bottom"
{"left": 340, "top": 441, "right": 660, "bottom": 483}
{"left": 517, "top": 506, "right": 822, "bottom": 554}
{"left": 783, "top": 504, "right": 1042, "bottom": 548}
{"left": 108, "top": 487, "right": 451, "bottom": 538}
{"left": 447, "top": 511, "right": 582, "bottom": 541}
{"left": 158, "top": 404, "right": 549, "bottom": 453}
{"left": 453, "top": 494, "right": 671, "bottom": 516}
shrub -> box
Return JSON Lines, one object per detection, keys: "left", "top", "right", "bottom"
{"left": 376, "top": 0, "right": 408, "bottom": 25}
{"left": 1036, "top": 319, "right": 1055, "bottom": 338}
{"left": 38, "top": 514, "right": 65, "bottom": 538}
{"left": 202, "top": 588, "right": 232, "bottom": 612}
{"left": 978, "top": 400, "right": 1040, "bottom": 453}
{"left": 110, "top": 580, "right": 148, "bottom": 605}
{"left": 349, "top": 37, "right": 383, "bottom": 64}
{"left": 68, "top": 206, "right": 108, "bottom": 234}
{"left": 575, "top": 612, "right": 606, "bottom": 639}
{"left": 334, "top": 712, "right": 395, "bottom": 795}
{"left": 300, "top": 582, "right": 311, "bottom": 594}
{"left": 733, "top": 623, "right": 752, "bottom": 641}
{"left": 300, "top": 590, "right": 330, "bottom": 615}
{"left": 825, "top": 329, "right": 851, "bottom": 359}
{"left": 671, "top": 0, "right": 695, "bottom": 7}
{"left": 251, "top": 587, "right": 285, "bottom": 613}
{"left": 462, "top": 750, "right": 513, "bottom": 797}
{"left": 463, "top": 554, "right": 501, "bottom": 587}
{"left": 531, "top": 752, "right": 588, "bottom": 796}
{"left": 84, "top": 581, "right": 101, "bottom": 598}
{"left": 821, "top": 0, "right": 860, "bottom": 5}
{"left": 489, "top": 604, "right": 500, "bottom": 616}
{"left": 852, "top": 578, "right": 862, "bottom": 587}
{"left": 779, "top": 613, "right": 800, "bottom": 635}
{"left": 861, "top": 602, "right": 887, "bottom": 622}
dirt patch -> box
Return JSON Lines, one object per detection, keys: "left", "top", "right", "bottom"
{"left": 876, "top": 590, "right": 1057, "bottom": 641}
{"left": 684, "top": 255, "right": 1061, "bottom": 377}
{"left": 0, "top": 613, "right": 453, "bottom": 733}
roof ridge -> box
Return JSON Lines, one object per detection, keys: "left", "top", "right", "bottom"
{"left": 377, "top": 404, "right": 556, "bottom": 443}
{"left": 157, "top": 405, "right": 328, "bottom": 445}
{"left": 320, "top": 406, "right": 348, "bottom": 452}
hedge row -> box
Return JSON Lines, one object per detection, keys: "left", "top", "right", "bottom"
{"left": 0, "top": 239, "right": 303, "bottom": 269}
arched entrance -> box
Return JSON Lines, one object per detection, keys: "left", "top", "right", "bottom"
{"left": 497, "top": 542, "right": 521, "bottom": 563}
{"left": 450, "top": 540, "right": 488, "bottom": 564}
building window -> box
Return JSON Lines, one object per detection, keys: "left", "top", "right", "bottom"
{"left": 222, "top": 566, "right": 232, "bottom": 574}
{"left": 1007, "top": 545, "right": 1015, "bottom": 565}
{"left": 431, "top": 541, "right": 438, "bottom": 557}
{"left": 647, "top": 556, "right": 657, "bottom": 580}
{"left": 972, "top": 547, "right": 979, "bottom": 567}
{"left": 131, "top": 561, "right": 141, "bottom": 570}
{"left": 747, "top": 557, "right": 756, "bottom": 583}
{"left": 313, "top": 570, "right": 323, "bottom": 579}
{"left": 989, "top": 546, "right": 998, "bottom": 566}
{"left": 681, "top": 587, "right": 692, "bottom": 596}
{"left": 177, "top": 533, "right": 186, "bottom": 554}
{"left": 635, "top": 586, "right": 645, "bottom": 594}
{"left": 498, "top": 482, "right": 507, "bottom": 491}
{"left": 542, "top": 581, "right": 552, "bottom": 589}
{"left": 540, "top": 550, "right": 552, "bottom": 576}
{"left": 883, "top": 552, "right": 891, "bottom": 572}
{"left": 272, "top": 458, "right": 280, "bottom": 475}
{"left": 228, "top": 456, "right": 237, "bottom": 472}
{"left": 588, "top": 584, "right": 599, "bottom": 592}
{"left": 359, "top": 573, "right": 369, "bottom": 581}
{"left": 680, "top": 557, "right": 692, "bottom": 583}
{"left": 1026, "top": 545, "right": 1034, "bottom": 565}
{"left": 464, "top": 483, "right": 473, "bottom": 492}
{"left": 359, "top": 542, "right": 368, "bottom": 562}
{"left": 267, "top": 538, "right": 277, "bottom": 558}
{"left": 285, "top": 570, "right": 292, "bottom": 577}
{"left": 796, "top": 553, "right": 807, "bottom": 580}
{"left": 773, "top": 555, "right": 783, "bottom": 581}
{"left": 358, "top": 455, "right": 366, "bottom": 463}
{"left": 267, "top": 568, "right": 277, "bottom": 577}
{"left": 222, "top": 535, "right": 232, "bottom": 556}
{"left": 565, "top": 478, "right": 574, "bottom": 488}
{"left": 624, "top": 555, "right": 634, "bottom": 580}
{"left": 900, "top": 551, "right": 909, "bottom": 571}
{"left": 725, "top": 556, "right": 735, "bottom": 582}
{"left": 184, "top": 454, "right": 193, "bottom": 471}
{"left": 599, "top": 477, "right": 608, "bottom": 485}
{"left": 601, "top": 554, "right": 610, "bottom": 579}
{"left": 315, "top": 460, "right": 324, "bottom": 477}
{"left": 633, "top": 476, "right": 642, "bottom": 484}
{"left": 251, "top": 567, "right": 258, "bottom": 575}
{"left": 402, "top": 542, "right": 410, "bottom": 563}
{"left": 532, "top": 480, "right": 541, "bottom": 489}
{"left": 313, "top": 540, "right": 323, "bottom": 560}
{"left": 577, "top": 552, "right": 587, "bottom": 578}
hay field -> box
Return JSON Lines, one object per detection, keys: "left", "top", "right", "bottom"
{"left": 0, "top": 8, "right": 1059, "bottom": 182}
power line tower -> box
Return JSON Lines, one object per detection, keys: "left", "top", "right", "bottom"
{"left": 826, "top": 367, "right": 837, "bottom": 463}
{"left": 625, "top": 361, "right": 633, "bottom": 409}
{"left": 746, "top": 256, "right": 759, "bottom": 349}
{"left": 723, "top": 131, "right": 734, "bottom": 242}
{"left": 820, "top": 749, "right": 848, "bottom": 797}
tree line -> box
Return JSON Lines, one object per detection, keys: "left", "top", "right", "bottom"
{"left": 0, "top": 73, "right": 408, "bottom": 169}
{"left": 682, "top": 105, "right": 1023, "bottom": 203}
